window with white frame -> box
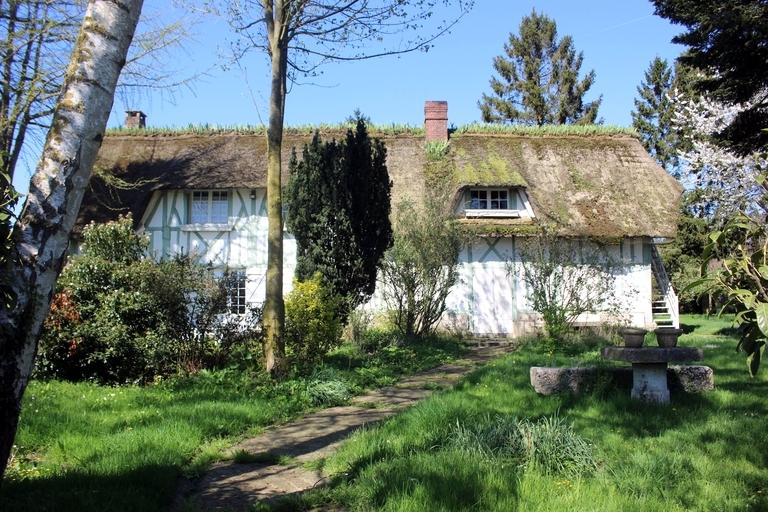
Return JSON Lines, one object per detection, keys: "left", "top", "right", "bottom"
{"left": 469, "top": 189, "right": 509, "bottom": 210}
{"left": 225, "top": 270, "right": 247, "bottom": 314}
{"left": 190, "top": 190, "right": 228, "bottom": 224}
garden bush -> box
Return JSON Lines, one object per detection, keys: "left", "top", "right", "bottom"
{"left": 37, "top": 216, "right": 259, "bottom": 383}
{"left": 285, "top": 273, "right": 344, "bottom": 369}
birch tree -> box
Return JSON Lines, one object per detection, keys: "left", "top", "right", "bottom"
{"left": 223, "top": 0, "right": 473, "bottom": 376}
{"left": 0, "top": 0, "right": 143, "bottom": 482}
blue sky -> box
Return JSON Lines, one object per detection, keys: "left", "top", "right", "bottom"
{"left": 110, "top": 0, "right": 685, "bottom": 129}
{"left": 13, "top": 1, "right": 686, "bottom": 195}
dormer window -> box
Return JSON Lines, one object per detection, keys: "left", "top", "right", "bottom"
{"left": 470, "top": 189, "right": 509, "bottom": 210}
{"left": 190, "top": 190, "right": 228, "bottom": 224}
{"left": 464, "top": 188, "right": 523, "bottom": 218}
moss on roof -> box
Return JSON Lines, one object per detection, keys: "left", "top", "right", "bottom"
{"left": 79, "top": 130, "right": 682, "bottom": 239}
{"left": 457, "top": 219, "right": 540, "bottom": 237}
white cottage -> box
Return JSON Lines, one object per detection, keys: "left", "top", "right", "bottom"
{"left": 76, "top": 102, "right": 682, "bottom": 335}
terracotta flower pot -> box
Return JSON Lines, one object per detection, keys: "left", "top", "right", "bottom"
{"left": 619, "top": 327, "right": 647, "bottom": 348}
{"left": 655, "top": 328, "right": 683, "bottom": 348}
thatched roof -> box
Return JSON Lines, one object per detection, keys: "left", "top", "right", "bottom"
{"left": 77, "top": 129, "right": 682, "bottom": 239}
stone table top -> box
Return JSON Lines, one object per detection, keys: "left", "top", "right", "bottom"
{"left": 602, "top": 346, "right": 704, "bottom": 364}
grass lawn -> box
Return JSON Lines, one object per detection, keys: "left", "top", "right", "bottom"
{"left": 305, "top": 315, "right": 768, "bottom": 511}
{"left": 0, "top": 337, "right": 463, "bottom": 512}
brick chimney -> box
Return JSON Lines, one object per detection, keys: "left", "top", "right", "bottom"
{"left": 125, "top": 110, "right": 146, "bottom": 129}
{"left": 424, "top": 101, "right": 448, "bottom": 142}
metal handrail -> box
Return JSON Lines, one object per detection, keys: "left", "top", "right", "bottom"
{"left": 650, "top": 244, "right": 680, "bottom": 328}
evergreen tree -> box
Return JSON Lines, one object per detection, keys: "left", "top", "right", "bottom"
{"left": 478, "top": 10, "right": 602, "bottom": 125}
{"left": 631, "top": 57, "right": 678, "bottom": 174}
{"left": 286, "top": 118, "right": 392, "bottom": 318}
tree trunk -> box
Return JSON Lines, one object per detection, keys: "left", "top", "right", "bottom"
{"left": 0, "top": 0, "right": 143, "bottom": 482}
{"left": 262, "top": 11, "right": 287, "bottom": 377}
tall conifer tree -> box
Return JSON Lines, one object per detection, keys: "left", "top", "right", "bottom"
{"left": 631, "top": 57, "right": 678, "bottom": 173}
{"left": 478, "top": 10, "right": 601, "bottom": 125}
{"left": 286, "top": 118, "right": 392, "bottom": 318}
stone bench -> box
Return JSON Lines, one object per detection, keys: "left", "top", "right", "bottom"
{"left": 530, "top": 365, "right": 714, "bottom": 396}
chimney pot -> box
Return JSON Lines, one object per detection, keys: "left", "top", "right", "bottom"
{"left": 125, "top": 110, "right": 146, "bottom": 129}
{"left": 424, "top": 101, "right": 448, "bottom": 143}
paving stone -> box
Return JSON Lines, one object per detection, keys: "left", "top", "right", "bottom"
{"left": 176, "top": 345, "right": 513, "bottom": 511}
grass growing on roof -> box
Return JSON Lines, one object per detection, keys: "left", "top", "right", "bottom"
{"left": 300, "top": 315, "right": 768, "bottom": 511}
{"left": 0, "top": 336, "right": 463, "bottom": 512}
{"left": 454, "top": 123, "right": 639, "bottom": 137}
{"left": 105, "top": 123, "right": 424, "bottom": 137}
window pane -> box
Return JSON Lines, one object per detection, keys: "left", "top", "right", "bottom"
{"left": 471, "top": 190, "right": 487, "bottom": 209}
{"left": 470, "top": 190, "right": 479, "bottom": 209}
{"left": 498, "top": 191, "right": 508, "bottom": 209}
{"left": 191, "top": 191, "right": 208, "bottom": 223}
{"left": 227, "top": 270, "right": 247, "bottom": 314}
{"left": 210, "top": 191, "right": 228, "bottom": 223}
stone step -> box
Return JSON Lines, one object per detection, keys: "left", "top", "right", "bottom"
{"left": 465, "top": 339, "right": 516, "bottom": 348}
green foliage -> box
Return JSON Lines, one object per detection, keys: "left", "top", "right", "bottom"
{"left": 105, "top": 122, "right": 425, "bottom": 137}
{"left": 692, "top": 178, "right": 768, "bottom": 375}
{"left": 284, "top": 274, "right": 344, "bottom": 369}
{"left": 454, "top": 123, "right": 636, "bottom": 137}
{"left": 307, "top": 368, "right": 355, "bottom": 406}
{"left": 450, "top": 414, "right": 598, "bottom": 478}
{"left": 425, "top": 140, "right": 450, "bottom": 161}
{"left": 518, "top": 229, "right": 626, "bottom": 345}
{"left": 37, "top": 216, "right": 255, "bottom": 383}
{"left": 380, "top": 199, "right": 462, "bottom": 339}
{"left": 661, "top": 191, "right": 716, "bottom": 313}
{"left": 631, "top": 57, "right": 679, "bottom": 173}
{"left": 478, "top": 9, "right": 602, "bottom": 126}
{"left": 79, "top": 217, "right": 146, "bottom": 263}
{"left": 315, "top": 315, "right": 767, "bottom": 512}
{"left": 0, "top": 167, "right": 19, "bottom": 307}
{"left": 286, "top": 117, "right": 393, "bottom": 317}
{"left": 652, "top": 0, "right": 768, "bottom": 153}
{"left": 2, "top": 336, "right": 463, "bottom": 511}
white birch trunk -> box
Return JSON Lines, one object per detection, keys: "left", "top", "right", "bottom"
{"left": 0, "top": 0, "right": 143, "bottom": 481}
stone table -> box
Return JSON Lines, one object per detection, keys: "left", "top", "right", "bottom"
{"left": 601, "top": 347, "right": 704, "bottom": 404}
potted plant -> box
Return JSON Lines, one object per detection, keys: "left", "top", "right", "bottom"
{"left": 655, "top": 327, "right": 683, "bottom": 348}
{"left": 619, "top": 327, "right": 647, "bottom": 348}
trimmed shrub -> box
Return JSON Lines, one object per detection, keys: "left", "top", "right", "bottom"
{"left": 285, "top": 273, "right": 344, "bottom": 369}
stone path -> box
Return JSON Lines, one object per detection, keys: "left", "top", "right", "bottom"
{"left": 176, "top": 345, "right": 512, "bottom": 511}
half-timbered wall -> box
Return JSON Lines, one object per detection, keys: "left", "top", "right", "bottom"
{"left": 140, "top": 188, "right": 296, "bottom": 305}
{"left": 443, "top": 237, "right": 654, "bottom": 335}
{"left": 140, "top": 188, "right": 653, "bottom": 335}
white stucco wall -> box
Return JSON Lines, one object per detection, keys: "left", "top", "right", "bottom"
{"left": 141, "top": 188, "right": 297, "bottom": 304}
{"left": 142, "top": 188, "right": 654, "bottom": 335}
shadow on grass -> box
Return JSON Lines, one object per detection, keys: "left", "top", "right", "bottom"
{"left": 0, "top": 464, "right": 179, "bottom": 512}
{"left": 330, "top": 449, "right": 522, "bottom": 511}
{"left": 715, "top": 325, "right": 741, "bottom": 337}
{"left": 680, "top": 323, "right": 698, "bottom": 334}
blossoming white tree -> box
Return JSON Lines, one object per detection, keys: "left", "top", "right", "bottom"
{"left": 671, "top": 90, "right": 768, "bottom": 222}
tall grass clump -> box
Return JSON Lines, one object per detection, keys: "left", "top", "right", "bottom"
{"left": 450, "top": 414, "right": 598, "bottom": 478}
{"left": 307, "top": 368, "right": 356, "bottom": 406}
